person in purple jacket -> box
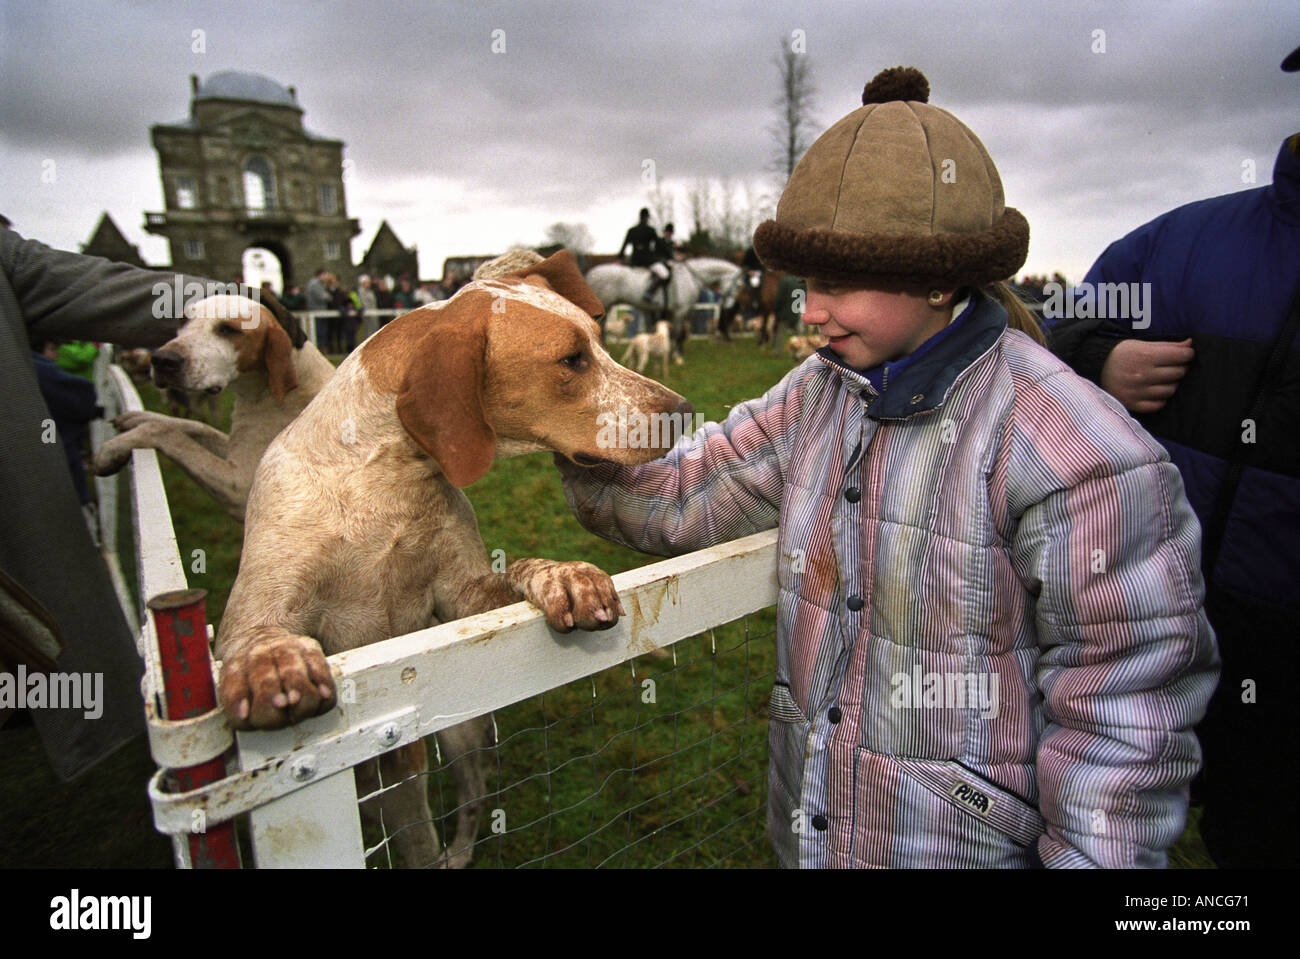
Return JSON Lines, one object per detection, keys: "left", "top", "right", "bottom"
{"left": 1046, "top": 44, "right": 1300, "bottom": 868}
{"left": 556, "top": 67, "right": 1218, "bottom": 868}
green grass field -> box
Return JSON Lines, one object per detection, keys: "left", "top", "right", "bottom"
{"left": 0, "top": 334, "right": 1214, "bottom": 868}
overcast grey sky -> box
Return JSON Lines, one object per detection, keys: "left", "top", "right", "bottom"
{"left": 2, "top": 0, "right": 1296, "bottom": 283}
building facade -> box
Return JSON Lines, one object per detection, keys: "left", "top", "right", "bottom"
{"left": 145, "top": 71, "right": 360, "bottom": 289}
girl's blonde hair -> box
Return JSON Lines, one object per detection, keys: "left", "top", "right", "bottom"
{"left": 987, "top": 281, "right": 1047, "bottom": 346}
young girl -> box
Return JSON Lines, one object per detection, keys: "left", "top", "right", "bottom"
{"left": 557, "top": 67, "right": 1218, "bottom": 868}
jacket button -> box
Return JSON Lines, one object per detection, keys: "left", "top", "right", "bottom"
{"left": 828, "top": 707, "right": 842, "bottom": 724}
{"left": 844, "top": 486, "right": 860, "bottom": 503}
{"left": 812, "top": 815, "right": 828, "bottom": 831}
{"left": 846, "top": 596, "right": 864, "bottom": 611}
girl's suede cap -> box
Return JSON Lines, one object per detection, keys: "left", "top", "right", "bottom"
{"left": 754, "top": 66, "right": 1029, "bottom": 289}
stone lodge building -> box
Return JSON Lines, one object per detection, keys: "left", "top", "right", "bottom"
{"left": 144, "top": 71, "right": 361, "bottom": 289}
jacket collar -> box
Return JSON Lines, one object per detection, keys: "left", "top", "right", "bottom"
{"left": 814, "top": 289, "right": 1008, "bottom": 419}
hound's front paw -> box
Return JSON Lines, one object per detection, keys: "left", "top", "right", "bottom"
{"left": 112, "top": 410, "right": 168, "bottom": 431}
{"left": 515, "top": 559, "right": 625, "bottom": 633}
{"left": 218, "top": 634, "right": 337, "bottom": 730}
{"left": 92, "top": 433, "right": 139, "bottom": 475}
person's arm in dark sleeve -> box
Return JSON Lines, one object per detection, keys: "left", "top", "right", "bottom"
{"left": 1, "top": 227, "right": 209, "bottom": 349}
{"left": 1046, "top": 233, "right": 1150, "bottom": 382}
{"left": 1048, "top": 316, "right": 1128, "bottom": 385}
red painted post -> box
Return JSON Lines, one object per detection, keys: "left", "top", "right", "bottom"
{"left": 148, "top": 588, "right": 241, "bottom": 869}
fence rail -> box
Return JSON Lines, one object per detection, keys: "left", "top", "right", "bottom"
{"left": 152, "top": 529, "right": 778, "bottom": 867}
{"left": 93, "top": 350, "right": 200, "bottom": 868}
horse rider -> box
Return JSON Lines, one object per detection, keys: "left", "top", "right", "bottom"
{"left": 645, "top": 223, "right": 682, "bottom": 317}
{"left": 619, "top": 207, "right": 660, "bottom": 268}
{"left": 619, "top": 208, "right": 672, "bottom": 316}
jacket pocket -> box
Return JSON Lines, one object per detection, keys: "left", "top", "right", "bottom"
{"left": 894, "top": 757, "right": 1044, "bottom": 849}
{"left": 849, "top": 749, "right": 1043, "bottom": 868}
{"left": 765, "top": 682, "right": 809, "bottom": 868}
{"left": 768, "top": 681, "right": 806, "bottom": 724}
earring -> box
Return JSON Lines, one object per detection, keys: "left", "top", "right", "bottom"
{"left": 928, "top": 290, "right": 945, "bottom": 305}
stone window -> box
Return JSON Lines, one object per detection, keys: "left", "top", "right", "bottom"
{"left": 184, "top": 238, "right": 205, "bottom": 259}
{"left": 243, "top": 155, "right": 276, "bottom": 213}
{"left": 176, "top": 176, "right": 198, "bottom": 209}
{"left": 319, "top": 183, "right": 338, "bottom": 215}
{"left": 324, "top": 240, "right": 340, "bottom": 261}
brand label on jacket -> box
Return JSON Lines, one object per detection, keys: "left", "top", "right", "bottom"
{"left": 951, "top": 781, "right": 995, "bottom": 816}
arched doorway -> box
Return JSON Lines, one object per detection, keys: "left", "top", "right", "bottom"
{"left": 241, "top": 241, "right": 291, "bottom": 296}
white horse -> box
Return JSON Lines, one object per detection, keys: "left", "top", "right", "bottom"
{"left": 681, "top": 257, "right": 745, "bottom": 310}
{"left": 585, "top": 258, "right": 743, "bottom": 354}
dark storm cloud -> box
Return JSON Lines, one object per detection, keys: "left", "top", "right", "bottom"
{"left": 2, "top": 0, "right": 1296, "bottom": 276}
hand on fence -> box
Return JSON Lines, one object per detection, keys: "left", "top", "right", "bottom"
{"left": 218, "top": 631, "right": 337, "bottom": 730}
{"left": 506, "top": 558, "right": 625, "bottom": 633}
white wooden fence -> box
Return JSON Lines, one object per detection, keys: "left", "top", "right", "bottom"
{"left": 96, "top": 351, "right": 779, "bottom": 867}
{"left": 93, "top": 350, "right": 199, "bottom": 868}
{"left": 301, "top": 308, "right": 400, "bottom": 348}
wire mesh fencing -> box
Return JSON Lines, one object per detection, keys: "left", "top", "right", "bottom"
{"left": 360, "top": 609, "right": 778, "bottom": 869}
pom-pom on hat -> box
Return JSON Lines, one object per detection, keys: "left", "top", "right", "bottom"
{"left": 753, "top": 66, "right": 1028, "bottom": 289}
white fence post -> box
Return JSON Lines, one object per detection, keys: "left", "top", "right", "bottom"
{"left": 239, "top": 727, "right": 367, "bottom": 869}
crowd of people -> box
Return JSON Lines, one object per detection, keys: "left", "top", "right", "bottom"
{"left": 265, "top": 268, "right": 468, "bottom": 356}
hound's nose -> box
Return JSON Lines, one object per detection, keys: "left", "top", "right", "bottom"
{"left": 151, "top": 349, "right": 183, "bottom": 372}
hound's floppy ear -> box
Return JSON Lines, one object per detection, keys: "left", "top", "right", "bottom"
{"left": 395, "top": 309, "right": 496, "bottom": 487}
{"left": 260, "top": 288, "right": 308, "bottom": 348}
{"left": 508, "top": 249, "right": 604, "bottom": 318}
{"left": 258, "top": 304, "right": 299, "bottom": 403}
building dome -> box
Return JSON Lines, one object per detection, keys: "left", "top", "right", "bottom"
{"left": 193, "top": 71, "right": 298, "bottom": 108}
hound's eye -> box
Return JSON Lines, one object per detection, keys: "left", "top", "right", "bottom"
{"left": 560, "top": 352, "right": 588, "bottom": 371}
{"left": 217, "top": 323, "right": 242, "bottom": 336}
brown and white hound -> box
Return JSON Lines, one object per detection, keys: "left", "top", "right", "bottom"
{"left": 215, "top": 249, "right": 693, "bottom": 867}
{"left": 94, "top": 291, "right": 333, "bottom": 522}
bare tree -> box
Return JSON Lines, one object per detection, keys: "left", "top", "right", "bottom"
{"left": 681, "top": 177, "right": 773, "bottom": 255}
{"left": 646, "top": 183, "right": 677, "bottom": 232}
{"left": 687, "top": 178, "right": 713, "bottom": 239}
{"left": 771, "top": 38, "right": 818, "bottom": 183}
{"left": 714, "top": 178, "right": 750, "bottom": 251}
{"left": 543, "top": 222, "right": 595, "bottom": 254}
